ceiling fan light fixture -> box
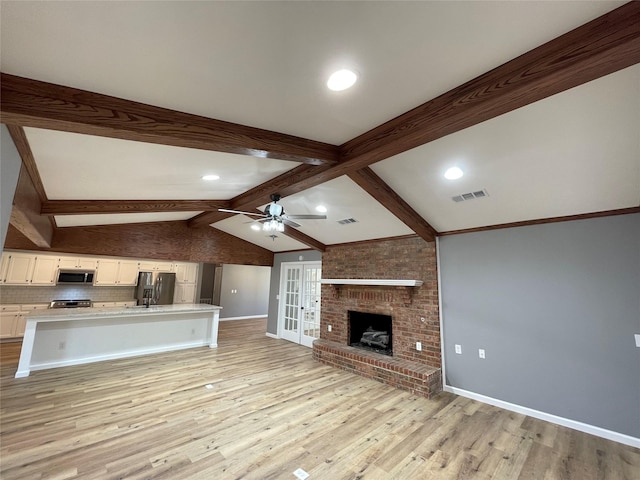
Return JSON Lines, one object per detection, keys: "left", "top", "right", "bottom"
{"left": 315, "top": 205, "right": 327, "bottom": 213}
{"left": 327, "top": 69, "right": 357, "bottom": 91}
{"left": 263, "top": 219, "right": 284, "bottom": 232}
{"left": 444, "top": 166, "right": 464, "bottom": 180}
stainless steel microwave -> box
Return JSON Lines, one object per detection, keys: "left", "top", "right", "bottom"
{"left": 56, "top": 270, "right": 95, "bottom": 285}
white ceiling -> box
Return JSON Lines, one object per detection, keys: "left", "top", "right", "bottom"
{"left": 25, "top": 128, "right": 297, "bottom": 201}
{"left": 1, "top": 1, "right": 638, "bottom": 252}
{"left": 372, "top": 65, "right": 640, "bottom": 232}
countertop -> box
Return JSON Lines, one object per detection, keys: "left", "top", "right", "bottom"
{"left": 25, "top": 303, "right": 222, "bottom": 321}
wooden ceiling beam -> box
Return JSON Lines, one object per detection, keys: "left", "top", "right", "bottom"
{"left": 41, "top": 199, "right": 232, "bottom": 215}
{"left": 191, "top": 2, "right": 640, "bottom": 230}
{"left": 348, "top": 168, "right": 437, "bottom": 242}
{"left": 282, "top": 225, "right": 326, "bottom": 252}
{"left": 0, "top": 73, "right": 340, "bottom": 166}
{"left": 340, "top": 2, "right": 640, "bottom": 167}
{"left": 187, "top": 163, "right": 334, "bottom": 227}
{"left": 6, "top": 126, "right": 48, "bottom": 203}
{"left": 10, "top": 165, "right": 53, "bottom": 248}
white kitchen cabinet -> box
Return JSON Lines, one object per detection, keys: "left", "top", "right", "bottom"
{"left": 117, "top": 261, "right": 139, "bottom": 285}
{"left": 1, "top": 304, "right": 48, "bottom": 339}
{"left": 2, "top": 253, "right": 35, "bottom": 285}
{"left": 138, "top": 261, "right": 174, "bottom": 273}
{"left": 173, "top": 262, "right": 198, "bottom": 304}
{"left": 0, "top": 306, "right": 20, "bottom": 339}
{"left": 15, "top": 304, "right": 48, "bottom": 337}
{"left": 0, "top": 254, "right": 9, "bottom": 282}
{"left": 93, "top": 300, "right": 137, "bottom": 308}
{"left": 58, "top": 256, "right": 98, "bottom": 270}
{"left": 30, "top": 256, "right": 59, "bottom": 285}
{"left": 92, "top": 302, "right": 117, "bottom": 308}
{"left": 94, "top": 259, "right": 119, "bottom": 285}
{"left": 174, "top": 262, "right": 198, "bottom": 284}
{"left": 174, "top": 282, "right": 197, "bottom": 304}
{"left": 95, "top": 259, "right": 138, "bottom": 286}
{"left": 21, "top": 304, "right": 50, "bottom": 312}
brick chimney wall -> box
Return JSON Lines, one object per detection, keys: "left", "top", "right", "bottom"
{"left": 320, "top": 236, "right": 441, "bottom": 369}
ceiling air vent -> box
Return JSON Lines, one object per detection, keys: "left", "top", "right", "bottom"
{"left": 452, "top": 189, "right": 489, "bottom": 203}
{"left": 337, "top": 218, "right": 359, "bottom": 225}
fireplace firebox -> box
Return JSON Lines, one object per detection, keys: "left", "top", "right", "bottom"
{"left": 349, "top": 310, "right": 392, "bottom": 356}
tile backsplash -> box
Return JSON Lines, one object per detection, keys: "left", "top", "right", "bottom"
{"left": 0, "top": 285, "right": 136, "bottom": 305}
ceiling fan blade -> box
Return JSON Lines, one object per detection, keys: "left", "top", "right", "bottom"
{"left": 282, "top": 218, "right": 301, "bottom": 228}
{"left": 242, "top": 218, "right": 269, "bottom": 224}
{"left": 284, "top": 214, "right": 327, "bottom": 220}
{"left": 218, "top": 208, "right": 267, "bottom": 217}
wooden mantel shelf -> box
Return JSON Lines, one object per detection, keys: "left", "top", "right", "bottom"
{"left": 320, "top": 279, "right": 423, "bottom": 287}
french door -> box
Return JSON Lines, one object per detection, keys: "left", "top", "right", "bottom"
{"left": 279, "top": 262, "right": 322, "bottom": 347}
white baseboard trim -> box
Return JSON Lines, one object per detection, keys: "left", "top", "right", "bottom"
{"left": 444, "top": 386, "right": 640, "bottom": 449}
{"left": 219, "top": 315, "right": 267, "bottom": 322}
{"left": 265, "top": 332, "right": 279, "bottom": 339}
{"left": 29, "top": 341, "right": 208, "bottom": 373}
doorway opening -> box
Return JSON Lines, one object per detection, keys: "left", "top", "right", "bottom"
{"left": 278, "top": 261, "right": 321, "bottom": 347}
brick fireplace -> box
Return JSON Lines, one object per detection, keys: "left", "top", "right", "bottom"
{"left": 312, "top": 236, "right": 442, "bottom": 398}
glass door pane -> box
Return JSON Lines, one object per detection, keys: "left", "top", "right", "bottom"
{"left": 280, "top": 265, "right": 301, "bottom": 343}
{"left": 300, "top": 266, "right": 321, "bottom": 347}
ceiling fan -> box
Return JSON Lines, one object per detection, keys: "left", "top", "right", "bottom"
{"left": 219, "top": 194, "right": 327, "bottom": 232}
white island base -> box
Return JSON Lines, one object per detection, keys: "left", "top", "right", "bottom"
{"left": 16, "top": 304, "right": 222, "bottom": 378}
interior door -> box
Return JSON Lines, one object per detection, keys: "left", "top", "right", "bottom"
{"left": 300, "top": 265, "right": 322, "bottom": 347}
{"left": 279, "top": 262, "right": 321, "bottom": 347}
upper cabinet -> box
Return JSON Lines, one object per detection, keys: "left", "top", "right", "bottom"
{"left": 2, "top": 253, "right": 35, "bottom": 285}
{"left": 174, "top": 262, "right": 198, "bottom": 284}
{"left": 1, "top": 253, "right": 58, "bottom": 285}
{"left": 30, "top": 256, "right": 59, "bottom": 285}
{"left": 95, "top": 259, "right": 139, "bottom": 286}
{"left": 118, "top": 260, "right": 139, "bottom": 285}
{"left": 0, "top": 251, "right": 199, "bottom": 290}
{"left": 138, "top": 261, "right": 173, "bottom": 273}
{"left": 58, "top": 256, "right": 98, "bottom": 270}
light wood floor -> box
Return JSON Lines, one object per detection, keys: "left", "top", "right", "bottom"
{"left": 1, "top": 320, "right": 638, "bottom": 479}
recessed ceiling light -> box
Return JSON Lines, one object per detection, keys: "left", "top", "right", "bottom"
{"left": 327, "top": 69, "right": 357, "bottom": 91}
{"left": 444, "top": 167, "right": 464, "bottom": 180}
{"left": 202, "top": 174, "right": 220, "bottom": 181}
{"left": 250, "top": 224, "right": 261, "bottom": 231}
{"left": 315, "top": 205, "right": 327, "bottom": 213}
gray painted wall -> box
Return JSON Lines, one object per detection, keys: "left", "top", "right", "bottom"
{"left": 1, "top": 126, "right": 22, "bottom": 248}
{"left": 439, "top": 214, "right": 640, "bottom": 438}
{"left": 218, "top": 264, "right": 271, "bottom": 319}
{"left": 267, "top": 250, "right": 323, "bottom": 335}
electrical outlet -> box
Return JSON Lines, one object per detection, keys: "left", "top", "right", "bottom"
{"left": 416, "top": 341, "right": 422, "bottom": 351}
{"left": 58, "top": 341, "right": 66, "bottom": 350}
{"left": 328, "top": 324, "right": 332, "bottom": 332}
{"left": 479, "top": 349, "right": 486, "bottom": 359}
{"left": 455, "top": 344, "right": 462, "bottom": 354}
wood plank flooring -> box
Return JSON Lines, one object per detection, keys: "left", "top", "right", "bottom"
{"left": 1, "top": 319, "right": 638, "bottom": 479}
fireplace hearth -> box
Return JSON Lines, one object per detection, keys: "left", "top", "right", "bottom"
{"left": 349, "top": 310, "right": 392, "bottom": 356}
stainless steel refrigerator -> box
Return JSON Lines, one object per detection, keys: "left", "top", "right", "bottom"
{"left": 136, "top": 272, "right": 176, "bottom": 306}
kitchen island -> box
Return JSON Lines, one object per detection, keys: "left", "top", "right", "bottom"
{"left": 15, "top": 304, "right": 221, "bottom": 378}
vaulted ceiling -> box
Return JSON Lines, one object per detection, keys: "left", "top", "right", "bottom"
{"left": 1, "top": 1, "right": 639, "bottom": 253}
